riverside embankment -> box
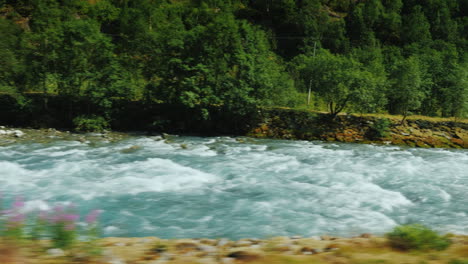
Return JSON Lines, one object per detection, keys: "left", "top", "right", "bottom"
{"left": 248, "top": 108, "right": 468, "bottom": 149}
{"left": 3, "top": 234, "right": 468, "bottom": 264}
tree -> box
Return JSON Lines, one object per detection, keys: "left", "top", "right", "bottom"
{"left": 401, "top": 5, "right": 432, "bottom": 44}
{"left": 292, "top": 49, "right": 380, "bottom": 117}
{"left": 388, "top": 56, "right": 425, "bottom": 122}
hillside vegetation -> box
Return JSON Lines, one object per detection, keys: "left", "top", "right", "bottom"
{"left": 0, "top": 0, "right": 467, "bottom": 124}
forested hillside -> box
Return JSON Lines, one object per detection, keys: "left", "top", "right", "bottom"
{"left": 0, "top": 0, "right": 467, "bottom": 125}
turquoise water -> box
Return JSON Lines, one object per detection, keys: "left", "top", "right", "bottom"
{"left": 1, "top": 136, "right": 467, "bottom": 239}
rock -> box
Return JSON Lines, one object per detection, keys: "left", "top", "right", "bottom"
{"left": 200, "top": 239, "right": 217, "bottom": 246}
{"left": 114, "top": 242, "right": 126, "bottom": 247}
{"left": 234, "top": 240, "right": 253, "bottom": 247}
{"left": 299, "top": 246, "right": 318, "bottom": 255}
{"left": 360, "top": 233, "right": 373, "bottom": 238}
{"left": 175, "top": 240, "right": 200, "bottom": 251}
{"left": 13, "top": 130, "right": 24, "bottom": 137}
{"left": 120, "top": 145, "right": 141, "bottom": 154}
{"left": 137, "top": 238, "right": 154, "bottom": 244}
{"left": 198, "top": 244, "right": 218, "bottom": 254}
{"left": 180, "top": 143, "right": 188, "bottom": 149}
{"left": 325, "top": 244, "right": 340, "bottom": 251}
{"left": 221, "top": 257, "right": 235, "bottom": 264}
{"left": 249, "top": 244, "right": 261, "bottom": 249}
{"left": 272, "top": 243, "right": 294, "bottom": 252}
{"left": 217, "top": 238, "right": 231, "bottom": 247}
{"left": 291, "top": 235, "right": 302, "bottom": 240}
{"left": 248, "top": 238, "right": 261, "bottom": 244}
{"left": 227, "top": 250, "right": 263, "bottom": 261}
{"left": 320, "top": 235, "right": 337, "bottom": 241}
{"left": 107, "top": 258, "right": 126, "bottom": 264}
{"left": 196, "top": 257, "right": 218, "bottom": 264}
{"left": 46, "top": 248, "right": 66, "bottom": 257}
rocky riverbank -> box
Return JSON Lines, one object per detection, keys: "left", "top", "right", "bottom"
{"left": 1, "top": 108, "right": 467, "bottom": 149}
{"left": 0, "top": 126, "right": 129, "bottom": 146}
{"left": 248, "top": 108, "right": 468, "bottom": 149}
{"left": 2, "top": 234, "right": 468, "bottom": 264}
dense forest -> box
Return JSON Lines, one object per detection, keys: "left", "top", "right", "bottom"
{"left": 0, "top": 0, "right": 467, "bottom": 128}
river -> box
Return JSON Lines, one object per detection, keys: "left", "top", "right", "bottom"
{"left": 1, "top": 136, "right": 467, "bottom": 239}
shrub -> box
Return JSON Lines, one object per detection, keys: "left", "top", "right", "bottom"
{"left": 369, "top": 118, "right": 391, "bottom": 139}
{"left": 449, "top": 260, "right": 468, "bottom": 264}
{"left": 386, "top": 224, "right": 451, "bottom": 251}
{"left": 73, "top": 115, "right": 109, "bottom": 132}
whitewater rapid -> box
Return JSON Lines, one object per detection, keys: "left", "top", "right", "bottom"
{"left": 0, "top": 136, "right": 467, "bottom": 239}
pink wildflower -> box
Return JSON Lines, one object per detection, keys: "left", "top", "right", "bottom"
{"left": 12, "top": 197, "right": 24, "bottom": 209}
{"left": 85, "top": 210, "right": 102, "bottom": 224}
{"left": 60, "top": 214, "right": 80, "bottom": 222}
{"left": 38, "top": 210, "right": 49, "bottom": 221}
{"left": 65, "top": 223, "right": 76, "bottom": 231}
{"left": 7, "top": 213, "right": 25, "bottom": 228}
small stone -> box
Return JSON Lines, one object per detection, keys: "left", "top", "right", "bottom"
{"left": 13, "top": 130, "right": 24, "bottom": 137}
{"left": 196, "top": 257, "right": 218, "bottom": 264}
{"left": 198, "top": 244, "right": 218, "bottom": 254}
{"left": 291, "top": 235, "right": 302, "bottom": 240}
{"left": 299, "top": 246, "right": 317, "bottom": 255}
{"left": 200, "top": 239, "right": 217, "bottom": 245}
{"left": 248, "top": 238, "right": 261, "bottom": 243}
{"left": 46, "top": 248, "right": 65, "bottom": 257}
{"left": 221, "top": 257, "right": 235, "bottom": 264}
{"left": 273, "top": 243, "right": 294, "bottom": 252}
{"left": 107, "top": 258, "right": 126, "bottom": 264}
{"left": 217, "top": 238, "right": 231, "bottom": 247}
{"left": 227, "top": 250, "right": 263, "bottom": 261}
{"left": 175, "top": 240, "right": 200, "bottom": 251}
{"left": 234, "top": 240, "right": 253, "bottom": 247}
{"left": 360, "top": 233, "right": 373, "bottom": 238}
{"left": 320, "top": 235, "right": 337, "bottom": 241}
{"left": 137, "top": 238, "right": 153, "bottom": 244}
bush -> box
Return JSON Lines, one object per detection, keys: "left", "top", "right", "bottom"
{"left": 449, "top": 260, "right": 468, "bottom": 264}
{"left": 369, "top": 118, "right": 391, "bottom": 138}
{"left": 386, "top": 224, "right": 451, "bottom": 251}
{"left": 73, "top": 115, "right": 109, "bottom": 132}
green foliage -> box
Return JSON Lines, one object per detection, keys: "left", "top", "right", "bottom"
{"left": 0, "top": 0, "right": 466, "bottom": 123}
{"left": 292, "top": 49, "right": 382, "bottom": 116}
{"left": 50, "top": 222, "right": 76, "bottom": 249}
{"left": 369, "top": 118, "right": 391, "bottom": 138}
{"left": 388, "top": 56, "right": 425, "bottom": 120}
{"left": 449, "top": 260, "right": 468, "bottom": 264}
{"left": 73, "top": 115, "right": 109, "bottom": 132}
{"left": 386, "top": 224, "right": 451, "bottom": 251}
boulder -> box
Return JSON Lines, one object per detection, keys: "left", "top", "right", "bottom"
{"left": 46, "top": 248, "right": 66, "bottom": 257}
{"left": 234, "top": 240, "right": 253, "bottom": 247}
{"left": 227, "top": 249, "right": 263, "bottom": 261}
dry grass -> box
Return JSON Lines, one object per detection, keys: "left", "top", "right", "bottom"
{"left": 2, "top": 236, "right": 468, "bottom": 264}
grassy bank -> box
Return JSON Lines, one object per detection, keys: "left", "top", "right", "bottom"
{"left": 2, "top": 233, "right": 468, "bottom": 264}
{"left": 249, "top": 108, "right": 468, "bottom": 149}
